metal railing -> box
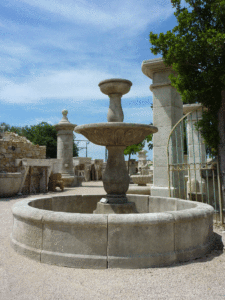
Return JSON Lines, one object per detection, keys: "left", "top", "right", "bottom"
{"left": 167, "top": 107, "right": 224, "bottom": 224}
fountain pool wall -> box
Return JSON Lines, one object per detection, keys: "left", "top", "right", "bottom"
{"left": 11, "top": 194, "right": 214, "bottom": 269}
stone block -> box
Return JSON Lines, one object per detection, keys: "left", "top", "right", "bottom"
{"left": 153, "top": 127, "right": 172, "bottom": 147}
{"left": 153, "top": 70, "right": 172, "bottom": 84}
{"left": 153, "top": 106, "right": 183, "bottom": 128}
{"left": 151, "top": 186, "right": 170, "bottom": 197}
{"left": 149, "top": 196, "right": 177, "bottom": 213}
{"left": 127, "top": 185, "right": 151, "bottom": 196}
{"left": 171, "top": 87, "right": 183, "bottom": 108}
{"left": 107, "top": 213, "right": 175, "bottom": 268}
{"left": 153, "top": 146, "right": 168, "bottom": 167}
{"left": 0, "top": 147, "right": 6, "bottom": 153}
{"left": 127, "top": 194, "right": 149, "bottom": 213}
{"left": 153, "top": 166, "right": 168, "bottom": 186}
{"left": 41, "top": 214, "right": 108, "bottom": 268}
{"left": 170, "top": 209, "right": 213, "bottom": 261}
{"left": 153, "top": 106, "right": 174, "bottom": 128}
{"left": 172, "top": 107, "right": 183, "bottom": 125}
{"left": 11, "top": 216, "right": 42, "bottom": 261}
{"left": 153, "top": 87, "right": 182, "bottom": 109}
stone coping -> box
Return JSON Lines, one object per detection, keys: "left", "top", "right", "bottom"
{"left": 11, "top": 194, "right": 214, "bottom": 269}
{"left": 183, "top": 103, "right": 207, "bottom": 114}
{"left": 0, "top": 172, "right": 23, "bottom": 177}
{"left": 141, "top": 57, "right": 172, "bottom": 79}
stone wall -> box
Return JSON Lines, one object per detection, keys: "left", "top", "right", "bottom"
{"left": 0, "top": 132, "right": 46, "bottom": 172}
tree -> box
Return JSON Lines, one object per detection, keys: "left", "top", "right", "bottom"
{"left": 1, "top": 122, "right": 79, "bottom": 158}
{"left": 21, "top": 122, "right": 59, "bottom": 158}
{"left": 149, "top": 0, "right": 225, "bottom": 203}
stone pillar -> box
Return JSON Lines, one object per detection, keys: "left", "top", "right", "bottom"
{"left": 138, "top": 150, "right": 147, "bottom": 171}
{"left": 183, "top": 104, "right": 207, "bottom": 197}
{"left": 54, "top": 110, "right": 77, "bottom": 187}
{"left": 142, "top": 58, "right": 183, "bottom": 197}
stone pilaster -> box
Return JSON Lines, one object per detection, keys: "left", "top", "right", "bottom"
{"left": 142, "top": 58, "right": 184, "bottom": 197}
{"left": 54, "top": 110, "right": 77, "bottom": 187}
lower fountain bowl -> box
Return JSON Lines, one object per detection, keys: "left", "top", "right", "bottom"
{"left": 11, "top": 194, "right": 214, "bottom": 269}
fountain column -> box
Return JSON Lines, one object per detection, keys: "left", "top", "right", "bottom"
{"left": 55, "top": 110, "right": 77, "bottom": 187}
{"left": 142, "top": 58, "right": 183, "bottom": 197}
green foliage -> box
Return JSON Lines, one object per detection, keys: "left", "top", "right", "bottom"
{"left": 124, "top": 124, "right": 154, "bottom": 157}
{"left": 0, "top": 122, "right": 14, "bottom": 132}
{"left": 0, "top": 121, "right": 79, "bottom": 158}
{"left": 149, "top": 0, "right": 225, "bottom": 155}
{"left": 124, "top": 141, "right": 145, "bottom": 158}
{"left": 21, "top": 122, "right": 58, "bottom": 158}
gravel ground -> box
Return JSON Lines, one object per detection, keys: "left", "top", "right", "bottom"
{"left": 1, "top": 181, "right": 225, "bottom": 300}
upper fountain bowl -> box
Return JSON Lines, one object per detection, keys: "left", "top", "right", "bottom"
{"left": 75, "top": 123, "right": 158, "bottom": 146}
{"left": 98, "top": 79, "right": 132, "bottom": 96}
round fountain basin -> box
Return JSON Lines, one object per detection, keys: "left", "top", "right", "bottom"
{"left": 75, "top": 123, "right": 158, "bottom": 146}
{"left": 11, "top": 194, "right": 214, "bottom": 269}
{"left": 98, "top": 78, "right": 132, "bottom": 95}
{"left": 0, "top": 172, "right": 23, "bottom": 197}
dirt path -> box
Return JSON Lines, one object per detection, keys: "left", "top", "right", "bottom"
{"left": 1, "top": 182, "right": 225, "bottom": 300}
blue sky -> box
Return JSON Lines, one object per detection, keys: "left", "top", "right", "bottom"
{"left": 0, "top": 0, "right": 180, "bottom": 161}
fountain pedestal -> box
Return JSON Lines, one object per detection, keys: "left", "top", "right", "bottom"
{"left": 103, "top": 146, "right": 129, "bottom": 203}
{"left": 94, "top": 202, "right": 137, "bottom": 214}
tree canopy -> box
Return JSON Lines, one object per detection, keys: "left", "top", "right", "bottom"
{"left": 149, "top": 0, "right": 225, "bottom": 155}
{"left": 1, "top": 122, "right": 79, "bottom": 158}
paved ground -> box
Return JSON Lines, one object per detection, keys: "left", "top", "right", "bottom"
{"left": 1, "top": 181, "right": 225, "bottom": 300}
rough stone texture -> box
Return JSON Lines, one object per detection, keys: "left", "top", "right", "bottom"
{"left": 142, "top": 57, "right": 184, "bottom": 198}
{"left": 11, "top": 193, "right": 215, "bottom": 269}
{"left": 54, "top": 110, "right": 77, "bottom": 187}
{"left": 0, "top": 132, "right": 46, "bottom": 173}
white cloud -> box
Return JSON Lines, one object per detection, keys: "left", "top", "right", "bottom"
{"left": 0, "top": 69, "right": 112, "bottom": 103}
{"left": 13, "top": 0, "right": 174, "bottom": 35}
{"left": 0, "top": 64, "right": 153, "bottom": 104}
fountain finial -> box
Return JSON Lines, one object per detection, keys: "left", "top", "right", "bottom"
{"left": 59, "top": 109, "right": 69, "bottom": 123}
{"left": 98, "top": 79, "right": 132, "bottom": 122}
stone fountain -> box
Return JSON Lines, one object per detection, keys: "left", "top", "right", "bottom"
{"left": 11, "top": 78, "right": 215, "bottom": 269}
{"left": 75, "top": 78, "right": 157, "bottom": 214}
